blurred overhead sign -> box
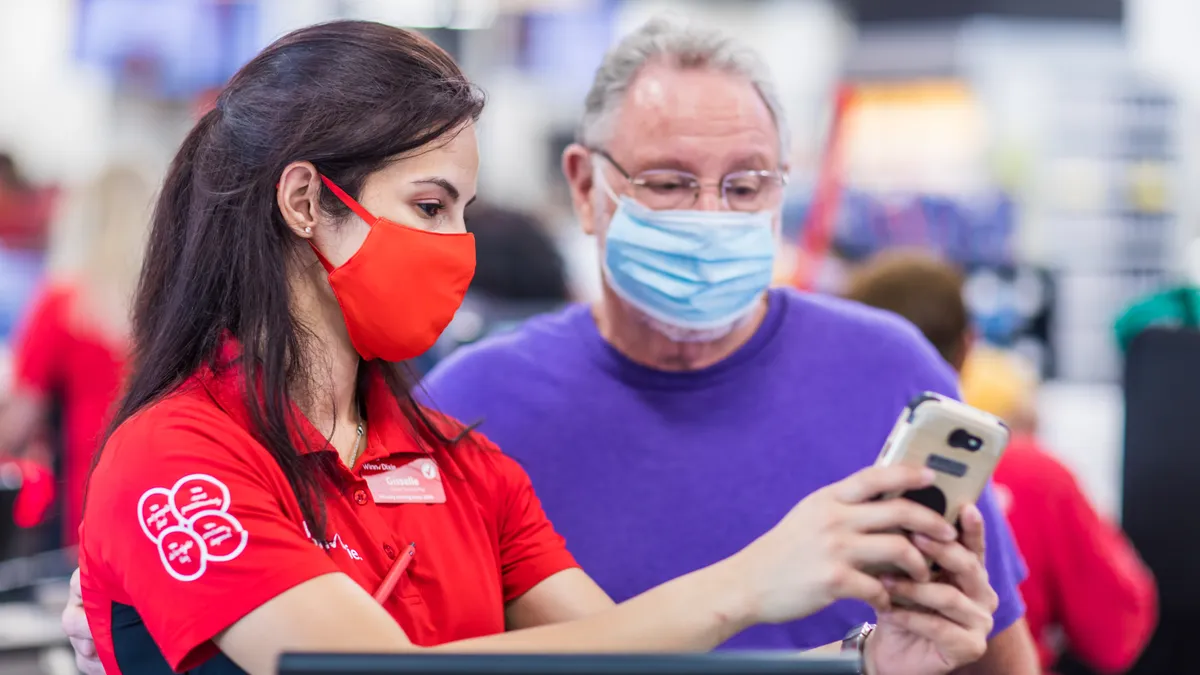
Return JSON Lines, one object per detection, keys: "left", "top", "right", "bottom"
{"left": 842, "top": 0, "right": 1122, "bottom": 24}
{"left": 75, "top": 0, "right": 261, "bottom": 99}
{"left": 344, "top": 0, "right": 499, "bottom": 30}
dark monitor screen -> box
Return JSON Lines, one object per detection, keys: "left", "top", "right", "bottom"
{"left": 843, "top": 0, "right": 1122, "bottom": 23}
{"left": 278, "top": 653, "right": 861, "bottom": 675}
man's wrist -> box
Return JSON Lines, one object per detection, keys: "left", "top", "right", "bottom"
{"left": 861, "top": 627, "right": 877, "bottom": 675}
{"left": 842, "top": 622, "right": 876, "bottom": 675}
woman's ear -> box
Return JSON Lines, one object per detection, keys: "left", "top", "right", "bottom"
{"left": 277, "top": 162, "right": 323, "bottom": 239}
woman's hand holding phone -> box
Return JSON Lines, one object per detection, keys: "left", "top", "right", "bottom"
{"left": 731, "top": 464, "right": 958, "bottom": 622}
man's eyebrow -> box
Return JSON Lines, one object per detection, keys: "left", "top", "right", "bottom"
{"left": 413, "top": 177, "right": 460, "bottom": 201}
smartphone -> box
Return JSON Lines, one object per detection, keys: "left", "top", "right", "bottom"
{"left": 868, "top": 392, "right": 1010, "bottom": 577}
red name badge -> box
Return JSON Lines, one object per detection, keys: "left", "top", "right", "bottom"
{"left": 362, "top": 458, "right": 446, "bottom": 504}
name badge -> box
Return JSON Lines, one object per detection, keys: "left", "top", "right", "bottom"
{"left": 362, "top": 457, "right": 446, "bottom": 504}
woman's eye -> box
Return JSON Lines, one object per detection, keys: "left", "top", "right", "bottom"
{"left": 416, "top": 202, "right": 443, "bottom": 218}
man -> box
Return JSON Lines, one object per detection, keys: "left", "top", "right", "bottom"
{"left": 845, "top": 249, "right": 1157, "bottom": 674}
{"left": 419, "top": 18, "right": 1037, "bottom": 672}
{"left": 63, "top": 18, "right": 1033, "bottom": 674}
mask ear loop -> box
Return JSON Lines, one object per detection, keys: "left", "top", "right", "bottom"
{"left": 307, "top": 175, "right": 380, "bottom": 274}
{"left": 319, "top": 175, "right": 379, "bottom": 227}
{"left": 592, "top": 156, "right": 622, "bottom": 205}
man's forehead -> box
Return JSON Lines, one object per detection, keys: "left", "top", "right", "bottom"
{"left": 607, "top": 64, "right": 780, "bottom": 170}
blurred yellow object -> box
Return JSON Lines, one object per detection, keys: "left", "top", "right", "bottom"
{"left": 959, "top": 346, "right": 1038, "bottom": 424}
{"left": 850, "top": 79, "right": 973, "bottom": 105}
{"left": 1128, "top": 161, "right": 1169, "bottom": 214}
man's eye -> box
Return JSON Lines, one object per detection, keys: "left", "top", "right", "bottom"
{"left": 645, "top": 181, "right": 692, "bottom": 194}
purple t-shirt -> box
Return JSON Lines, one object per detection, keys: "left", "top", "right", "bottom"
{"left": 421, "top": 288, "right": 1026, "bottom": 649}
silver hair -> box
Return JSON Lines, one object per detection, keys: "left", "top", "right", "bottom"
{"left": 578, "top": 17, "right": 790, "bottom": 157}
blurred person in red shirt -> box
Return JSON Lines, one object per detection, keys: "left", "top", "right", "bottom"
{"left": 845, "top": 249, "right": 1157, "bottom": 674}
{"left": 0, "top": 152, "right": 56, "bottom": 252}
{"left": 0, "top": 163, "right": 151, "bottom": 547}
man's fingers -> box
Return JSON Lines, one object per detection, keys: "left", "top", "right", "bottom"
{"left": 958, "top": 503, "right": 987, "bottom": 561}
{"left": 835, "top": 465, "right": 936, "bottom": 504}
{"left": 846, "top": 500, "right": 957, "bottom": 542}
{"left": 912, "top": 535, "right": 996, "bottom": 610}
{"left": 878, "top": 608, "right": 988, "bottom": 666}
{"left": 882, "top": 577, "right": 994, "bottom": 633}
{"left": 914, "top": 534, "right": 980, "bottom": 576}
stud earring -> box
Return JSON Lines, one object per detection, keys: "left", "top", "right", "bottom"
{"left": 304, "top": 226, "right": 312, "bottom": 234}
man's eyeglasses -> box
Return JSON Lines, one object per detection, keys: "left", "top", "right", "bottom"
{"left": 591, "top": 149, "right": 788, "bottom": 212}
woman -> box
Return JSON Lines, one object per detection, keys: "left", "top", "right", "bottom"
{"left": 78, "top": 21, "right": 998, "bottom": 675}
{"left": 1, "top": 163, "right": 149, "bottom": 546}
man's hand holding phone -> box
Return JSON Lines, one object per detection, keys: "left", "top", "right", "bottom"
{"left": 736, "top": 464, "right": 994, "bottom": 674}
{"left": 865, "top": 503, "right": 999, "bottom": 675}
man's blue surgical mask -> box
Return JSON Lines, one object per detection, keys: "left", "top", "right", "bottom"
{"left": 602, "top": 194, "right": 776, "bottom": 333}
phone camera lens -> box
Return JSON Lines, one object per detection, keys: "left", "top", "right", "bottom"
{"left": 948, "top": 429, "right": 983, "bottom": 452}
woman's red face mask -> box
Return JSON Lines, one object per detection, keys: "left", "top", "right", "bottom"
{"left": 311, "top": 176, "right": 476, "bottom": 362}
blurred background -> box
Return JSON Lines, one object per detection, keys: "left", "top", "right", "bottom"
{"left": 0, "top": 0, "right": 1196, "bottom": 673}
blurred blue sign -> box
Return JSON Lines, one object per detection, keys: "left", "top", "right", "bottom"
{"left": 75, "top": 0, "right": 261, "bottom": 99}
{"left": 0, "top": 249, "right": 45, "bottom": 344}
{"left": 786, "top": 189, "right": 1017, "bottom": 268}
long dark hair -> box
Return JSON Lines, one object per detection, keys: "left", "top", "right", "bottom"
{"left": 97, "top": 21, "right": 485, "bottom": 536}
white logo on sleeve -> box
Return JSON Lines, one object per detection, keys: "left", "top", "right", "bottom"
{"left": 137, "top": 474, "right": 248, "bottom": 582}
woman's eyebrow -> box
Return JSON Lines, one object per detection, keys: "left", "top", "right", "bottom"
{"left": 412, "top": 177, "right": 460, "bottom": 202}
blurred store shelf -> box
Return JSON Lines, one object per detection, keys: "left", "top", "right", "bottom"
{"left": 0, "top": 582, "right": 73, "bottom": 675}
{"left": 1038, "top": 381, "right": 1124, "bottom": 519}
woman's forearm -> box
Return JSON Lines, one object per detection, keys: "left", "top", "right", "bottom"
{"left": 439, "top": 559, "right": 754, "bottom": 653}
{"left": 215, "top": 561, "right": 756, "bottom": 675}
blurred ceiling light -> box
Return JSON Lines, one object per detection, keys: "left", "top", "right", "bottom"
{"left": 344, "top": 0, "right": 500, "bottom": 30}
{"left": 494, "top": 0, "right": 594, "bottom": 8}
{"left": 451, "top": 0, "right": 500, "bottom": 30}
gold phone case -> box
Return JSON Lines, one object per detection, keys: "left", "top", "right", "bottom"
{"left": 868, "top": 392, "right": 1010, "bottom": 580}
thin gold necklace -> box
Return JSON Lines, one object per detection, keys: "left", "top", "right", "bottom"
{"left": 347, "top": 421, "right": 365, "bottom": 468}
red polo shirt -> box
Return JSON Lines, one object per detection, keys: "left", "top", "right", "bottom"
{"left": 10, "top": 283, "right": 126, "bottom": 545}
{"left": 992, "top": 434, "right": 1157, "bottom": 673}
{"left": 79, "top": 344, "right": 578, "bottom": 674}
